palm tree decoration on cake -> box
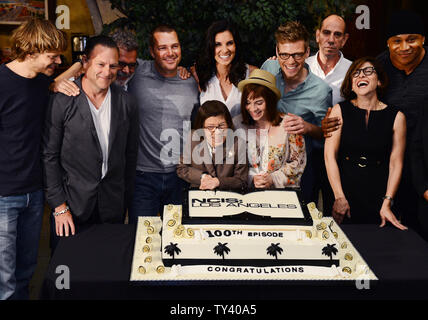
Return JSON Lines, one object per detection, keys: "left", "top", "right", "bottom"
{"left": 322, "top": 244, "right": 338, "bottom": 261}
{"left": 213, "top": 242, "right": 231, "bottom": 260}
{"left": 267, "top": 243, "right": 284, "bottom": 260}
{"left": 164, "top": 242, "right": 181, "bottom": 260}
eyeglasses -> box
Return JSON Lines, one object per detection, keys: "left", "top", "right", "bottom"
{"left": 277, "top": 49, "right": 306, "bottom": 61}
{"left": 118, "top": 60, "right": 139, "bottom": 69}
{"left": 352, "top": 66, "right": 376, "bottom": 78}
{"left": 204, "top": 124, "right": 228, "bottom": 132}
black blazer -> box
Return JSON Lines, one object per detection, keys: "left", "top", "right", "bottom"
{"left": 411, "top": 105, "right": 428, "bottom": 198}
{"left": 42, "top": 77, "right": 139, "bottom": 223}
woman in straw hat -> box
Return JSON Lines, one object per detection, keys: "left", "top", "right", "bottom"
{"left": 234, "top": 69, "right": 306, "bottom": 189}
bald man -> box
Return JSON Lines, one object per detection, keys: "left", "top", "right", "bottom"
{"left": 306, "top": 15, "right": 351, "bottom": 106}
{"left": 306, "top": 15, "right": 351, "bottom": 217}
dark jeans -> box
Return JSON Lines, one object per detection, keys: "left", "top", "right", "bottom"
{"left": 0, "top": 190, "right": 44, "bottom": 300}
{"left": 128, "top": 171, "right": 187, "bottom": 224}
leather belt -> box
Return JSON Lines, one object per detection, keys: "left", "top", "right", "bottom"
{"left": 342, "top": 155, "right": 385, "bottom": 168}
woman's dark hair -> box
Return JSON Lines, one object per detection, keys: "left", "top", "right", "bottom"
{"left": 193, "top": 100, "right": 234, "bottom": 131}
{"left": 341, "top": 57, "right": 388, "bottom": 101}
{"left": 240, "top": 84, "right": 281, "bottom": 126}
{"left": 195, "top": 20, "right": 247, "bottom": 92}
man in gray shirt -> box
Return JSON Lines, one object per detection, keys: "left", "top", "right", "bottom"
{"left": 128, "top": 25, "right": 199, "bottom": 223}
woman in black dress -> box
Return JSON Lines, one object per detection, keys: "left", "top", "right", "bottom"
{"left": 324, "top": 57, "right": 407, "bottom": 230}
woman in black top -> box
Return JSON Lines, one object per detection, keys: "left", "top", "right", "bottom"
{"left": 324, "top": 57, "right": 407, "bottom": 229}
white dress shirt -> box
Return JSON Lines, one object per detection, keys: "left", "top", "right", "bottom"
{"left": 306, "top": 51, "right": 352, "bottom": 106}
{"left": 200, "top": 66, "right": 250, "bottom": 118}
{"left": 86, "top": 88, "right": 111, "bottom": 179}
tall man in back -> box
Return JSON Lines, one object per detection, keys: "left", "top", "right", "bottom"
{"left": 261, "top": 21, "right": 332, "bottom": 204}
{"left": 43, "top": 36, "right": 139, "bottom": 247}
{"left": 0, "top": 18, "right": 66, "bottom": 300}
{"left": 127, "top": 26, "right": 199, "bottom": 223}
{"left": 308, "top": 15, "right": 351, "bottom": 106}
{"left": 307, "top": 14, "right": 351, "bottom": 216}
{"left": 379, "top": 11, "right": 427, "bottom": 234}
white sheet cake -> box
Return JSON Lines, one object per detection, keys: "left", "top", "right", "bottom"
{"left": 130, "top": 190, "right": 377, "bottom": 281}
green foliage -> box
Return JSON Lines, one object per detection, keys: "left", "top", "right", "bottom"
{"left": 104, "top": 0, "right": 355, "bottom": 67}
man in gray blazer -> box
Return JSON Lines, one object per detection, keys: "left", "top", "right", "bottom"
{"left": 43, "top": 36, "right": 139, "bottom": 246}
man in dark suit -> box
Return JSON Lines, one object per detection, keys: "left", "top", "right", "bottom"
{"left": 42, "top": 35, "right": 139, "bottom": 247}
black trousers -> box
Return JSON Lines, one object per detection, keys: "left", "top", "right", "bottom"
{"left": 417, "top": 197, "right": 428, "bottom": 242}
{"left": 395, "top": 154, "right": 420, "bottom": 232}
{"left": 312, "top": 146, "right": 334, "bottom": 216}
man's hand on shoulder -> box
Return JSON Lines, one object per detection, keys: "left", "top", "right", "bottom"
{"left": 321, "top": 107, "right": 341, "bottom": 138}
{"left": 178, "top": 66, "right": 191, "bottom": 80}
{"left": 52, "top": 79, "right": 80, "bottom": 96}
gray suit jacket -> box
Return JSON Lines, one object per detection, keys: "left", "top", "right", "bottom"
{"left": 42, "top": 77, "right": 139, "bottom": 223}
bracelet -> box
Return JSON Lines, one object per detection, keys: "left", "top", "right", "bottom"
{"left": 53, "top": 206, "right": 70, "bottom": 216}
{"left": 382, "top": 196, "right": 394, "bottom": 206}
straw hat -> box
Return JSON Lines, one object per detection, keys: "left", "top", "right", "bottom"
{"left": 237, "top": 69, "right": 281, "bottom": 99}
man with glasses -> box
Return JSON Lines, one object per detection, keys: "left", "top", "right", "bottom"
{"left": 261, "top": 21, "right": 332, "bottom": 205}
{"left": 55, "top": 29, "right": 189, "bottom": 96}
{"left": 43, "top": 35, "right": 139, "bottom": 249}
{"left": 53, "top": 30, "right": 140, "bottom": 95}
{"left": 111, "top": 29, "right": 140, "bottom": 90}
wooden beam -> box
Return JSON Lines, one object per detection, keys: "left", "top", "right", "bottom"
{"left": 86, "top": 0, "right": 103, "bottom": 35}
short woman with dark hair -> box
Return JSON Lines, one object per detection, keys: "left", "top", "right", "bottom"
{"left": 194, "top": 20, "right": 256, "bottom": 118}
{"left": 234, "top": 69, "right": 306, "bottom": 189}
{"left": 177, "top": 100, "right": 248, "bottom": 190}
{"left": 324, "top": 57, "right": 407, "bottom": 229}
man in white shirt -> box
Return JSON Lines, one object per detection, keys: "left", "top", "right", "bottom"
{"left": 306, "top": 14, "right": 351, "bottom": 106}
{"left": 43, "top": 36, "right": 139, "bottom": 249}
{"left": 307, "top": 15, "right": 351, "bottom": 217}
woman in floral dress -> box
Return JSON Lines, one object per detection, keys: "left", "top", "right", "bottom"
{"left": 234, "top": 69, "right": 306, "bottom": 189}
